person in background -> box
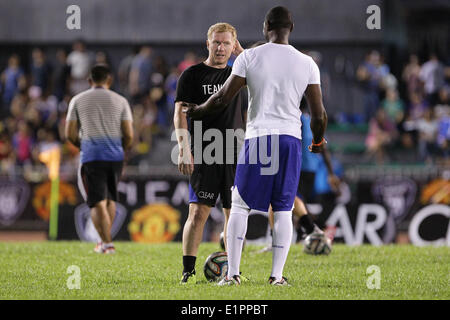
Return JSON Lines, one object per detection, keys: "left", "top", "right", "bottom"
{"left": 382, "top": 88, "right": 404, "bottom": 125}
{"left": 67, "top": 40, "right": 92, "bottom": 95}
{"left": 1, "top": 54, "right": 26, "bottom": 117}
{"left": 30, "top": 48, "right": 52, "bottom": 95}
{"left": 419, "top": 53, "right": 445, "bottom": 107}
{"left": 365, "top": 108, "right": 397, "bottom": 164}
{"left": 129, "top": 46, "right": 153, "bottom": 105}
{"left": 52, "top": 49, "right": 71, "bottom": 102}
{"left": 402, "top": 54, "right": 423, "bottom": 100}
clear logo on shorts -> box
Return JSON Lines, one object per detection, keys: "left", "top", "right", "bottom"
{"left": 198, "top": 191, "right": 215, "bottom": 200}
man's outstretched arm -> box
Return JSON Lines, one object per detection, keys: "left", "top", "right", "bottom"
{"left": 185, "top": 75, "right": 246, "bottom": 119}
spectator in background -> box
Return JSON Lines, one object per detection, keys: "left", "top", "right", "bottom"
{"left": 67, "top": 40, "right": 92, "bottom": 95}
{"left": 408, "top": 92, "right": 429, "bottom": 121}
{"left": 177, "top": 51, "right": 197, "bottom": 73}
{"left": 118, "top": 47, "right": 138, "bottom": 99}
{"left": 436, "top": 113, "right": 450, "bottom": 159}
{"left": 419, "top": 53, "right": 445, "bottom": 106}
{"left": 52, "top": 49, "right": 71, "bottom": 102}
{"left": 402, "top": 54, "right": 423, "bottom": 100}
{"left": 129, "top": 46, "right": 153, "bottom": 104}
{"left": 30, "top": 48, "right": 52, "bottom": 95}
{"left": 1, "top": 54, "right": 26, "bottom": 116}
{"left": 165, "top": 66, "right": 182, "bottom": 125}
{"left": 12, "top": 121, "right": 34, "bottom": 165}
{"left": 365, "top": 108, "right": 397, "bottom": 163}
{"left": 417, "top": 108, "right": 438, "bottom": 162}
{"left": 382, "top": 88, "right": 404, "bottom": 125}
{"left": 357, "top": 50, "right": 390, "bottom": 121}
{"left": 434, "top": 87, "right": 450, "bottom": 159}
{"left": 0, "top": 130, "right": 13, "bottom": 171}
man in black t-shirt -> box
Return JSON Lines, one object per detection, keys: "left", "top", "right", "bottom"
{"left": 174, "top": 22, "right": 246, "bottom": 284}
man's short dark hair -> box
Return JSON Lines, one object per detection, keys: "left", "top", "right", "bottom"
{"left": 90, "top": 64, "right": 110, "bottom": 83}
{"left": 265, "top": 6, "right": 293, "bottom": 31}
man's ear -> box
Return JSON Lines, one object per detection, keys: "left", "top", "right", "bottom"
{"left": 206, "top": 39, "right": 210, "bottom": 51}
{"left": 290, "top": 23, "right": 294, "bottom": 32}
{"left": 106, "top": 75, "right": 113, "bottom": 88}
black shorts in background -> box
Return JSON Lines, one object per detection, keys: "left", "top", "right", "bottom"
{"left": 189, "top": 164, "right": 236, "bottom": 209}
{"left": 77, "top": 161, "right": 123, "bottom": 208}
{"left": 297, "top": 170, "right": 316, "bottom": 203}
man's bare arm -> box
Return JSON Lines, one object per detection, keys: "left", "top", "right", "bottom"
{"left": 174, "top": 101, "right": 194, "bottom": 175}
{"left": 65, "top": 120, "right": 80, "bottom": 148}
{"left": 121, "top": 120, "right": 134, "bottom": 150}
{"left": 304, "top": 84, "right": 328, "bottom": 152}
{"left": 185, "top": 75, "right": 246, "bottom": 119}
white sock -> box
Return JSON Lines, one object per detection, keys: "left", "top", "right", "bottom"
{"left": 271, "top": 211, "right": 293, "bottom": 280}
{"left": 103, "top": 242, "right": 114, "bottom": 248}
{"left": 226, "top": 208, "right": 249, "bottom": 278}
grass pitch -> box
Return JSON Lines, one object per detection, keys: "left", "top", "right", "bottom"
{"left": 0, "top": 242, "right": 448, "bottom": 300}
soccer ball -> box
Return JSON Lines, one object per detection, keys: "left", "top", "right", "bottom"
{"left": 203, "top": 251, "right": 228, "bottom": 282}
{"left": 303, "top": 233, "right": 332, "bottom": 255}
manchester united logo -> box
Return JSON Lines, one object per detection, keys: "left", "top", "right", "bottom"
{"left": 128, "top": 203, "right": 181, "bottom": 243}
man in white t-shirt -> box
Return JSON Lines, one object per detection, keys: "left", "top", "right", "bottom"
{"left": 185, "top": 6, "right": 327, "bottom": 286}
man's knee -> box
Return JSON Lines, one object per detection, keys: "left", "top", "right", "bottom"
{"left": 188, "top": 204, "right": 210, "bottom": 227}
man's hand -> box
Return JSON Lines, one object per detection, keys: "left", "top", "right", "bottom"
{"left": 327, "top": 174, "right": 341, "bottom": 195}
{"left": 233, "top": 39, "right": 244, "bottom": 56}
{"left": 178, "top": 147, "right": 194, "bottom": 176}
{"left": 308, "top": 138, "right": 327, "bottom": 153}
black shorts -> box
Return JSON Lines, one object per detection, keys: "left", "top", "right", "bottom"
{"left": 297, "top": 170, "right": 316, "bottom": 202}
{"left": 189, "top": 164, "right": 236, "bottom": 209}
{"left": 77, "top": 161, "right": 123, "bottom": 208}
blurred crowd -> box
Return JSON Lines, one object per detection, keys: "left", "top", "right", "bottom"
{"left": 359, "top": 50, "right": 450, "bottom": 164}
{"left": 0, "top": 42, "right": 449, "bottom": 175}
{"left": 0, "top": 41, "right": 204, "bottom": 174}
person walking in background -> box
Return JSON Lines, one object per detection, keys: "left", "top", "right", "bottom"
{"left": 65, "top": 65, "right": 134, "bottom": 254}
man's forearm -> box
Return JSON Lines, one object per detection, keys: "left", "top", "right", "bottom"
{"left": 310, "top": 109, "right": 327, "bottom": 143}
{"left": 174, "top": 106, "right": 190, "bottom": 152}
{"left": 321, "top": 147, "right": 334, "bottom": 175}
{"left": 194, "top": 91, "right": 228, "bottom": 118}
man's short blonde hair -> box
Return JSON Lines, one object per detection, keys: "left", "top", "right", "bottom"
{"left": 207, "top": 22, "right": 237, "bottom": 40}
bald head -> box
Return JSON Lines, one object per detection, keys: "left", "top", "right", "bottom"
{"left": 264, "top": 6, "right": 293, "bottom": 31}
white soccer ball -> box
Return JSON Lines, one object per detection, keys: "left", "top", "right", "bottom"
{"left": 303, "top": 233, "right": 332, "bottom": 255}
{"left": 203, "top": 251, "right": 228, "bottom": 282}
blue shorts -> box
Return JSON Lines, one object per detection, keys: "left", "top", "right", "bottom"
{"left": 232, "top": 135, "right": 302, "bottom": 212}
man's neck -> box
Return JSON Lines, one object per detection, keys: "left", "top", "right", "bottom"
{"left": 204, "top": 58, "right": 227, "bottom": 69}
{"left": 92, "top": 84, "right": 108, "bottom": 89}
{"left": 267, "top": 30, "right": 290, "bottom": 45}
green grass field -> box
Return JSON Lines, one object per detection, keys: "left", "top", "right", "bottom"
{"left": 0, "top": 242, "right": 448, "bottom": 300}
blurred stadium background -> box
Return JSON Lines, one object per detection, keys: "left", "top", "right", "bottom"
{"left": 0, "top": 0, "right": 448, "bottom": 246}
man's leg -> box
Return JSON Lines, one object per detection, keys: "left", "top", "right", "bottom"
{"left": 222, "top": 208, "right": 230, "bottom": 252}
{"left": 182, "top": 202, "right": 211, "bottom": 274}
{"left": 91, "top": 199, "right": 112, "bottom": 243}
{"left": 293, "top": 196, "right": 319, "bottom": 237}
{"left": 270, "top": 210, "right": 293, "bottom": 281}
{"left": 106, "top": 199, "right": 116, "bottom": 228}
{"left": 226, "top": 205, "right": 249, "bottom": 280}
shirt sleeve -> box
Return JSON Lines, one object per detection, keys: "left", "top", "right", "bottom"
{"left": 308, "top": 57, "right": 321, "bottom": 85}
{"left": 121, "top": 98, "right": 133, "bottom": 121}
{"left": 231, "top": 50, "right": 247, "bottom": 78}
{"left": 66, "top": 98, "right": 78, "bottom": 121}
{"left": 174, "top": 69, "right": 193, "bottom": 103}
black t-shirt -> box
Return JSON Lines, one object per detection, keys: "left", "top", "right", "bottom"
{"left": 175, "top": 62, "right": 247, "bottom": 159}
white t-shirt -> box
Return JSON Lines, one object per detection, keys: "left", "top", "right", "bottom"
{"left": 232, "top": 43, "right": 320, "bottom": 140}
{"left": 67, "top": 51, "right": 92, "bottom": 79}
